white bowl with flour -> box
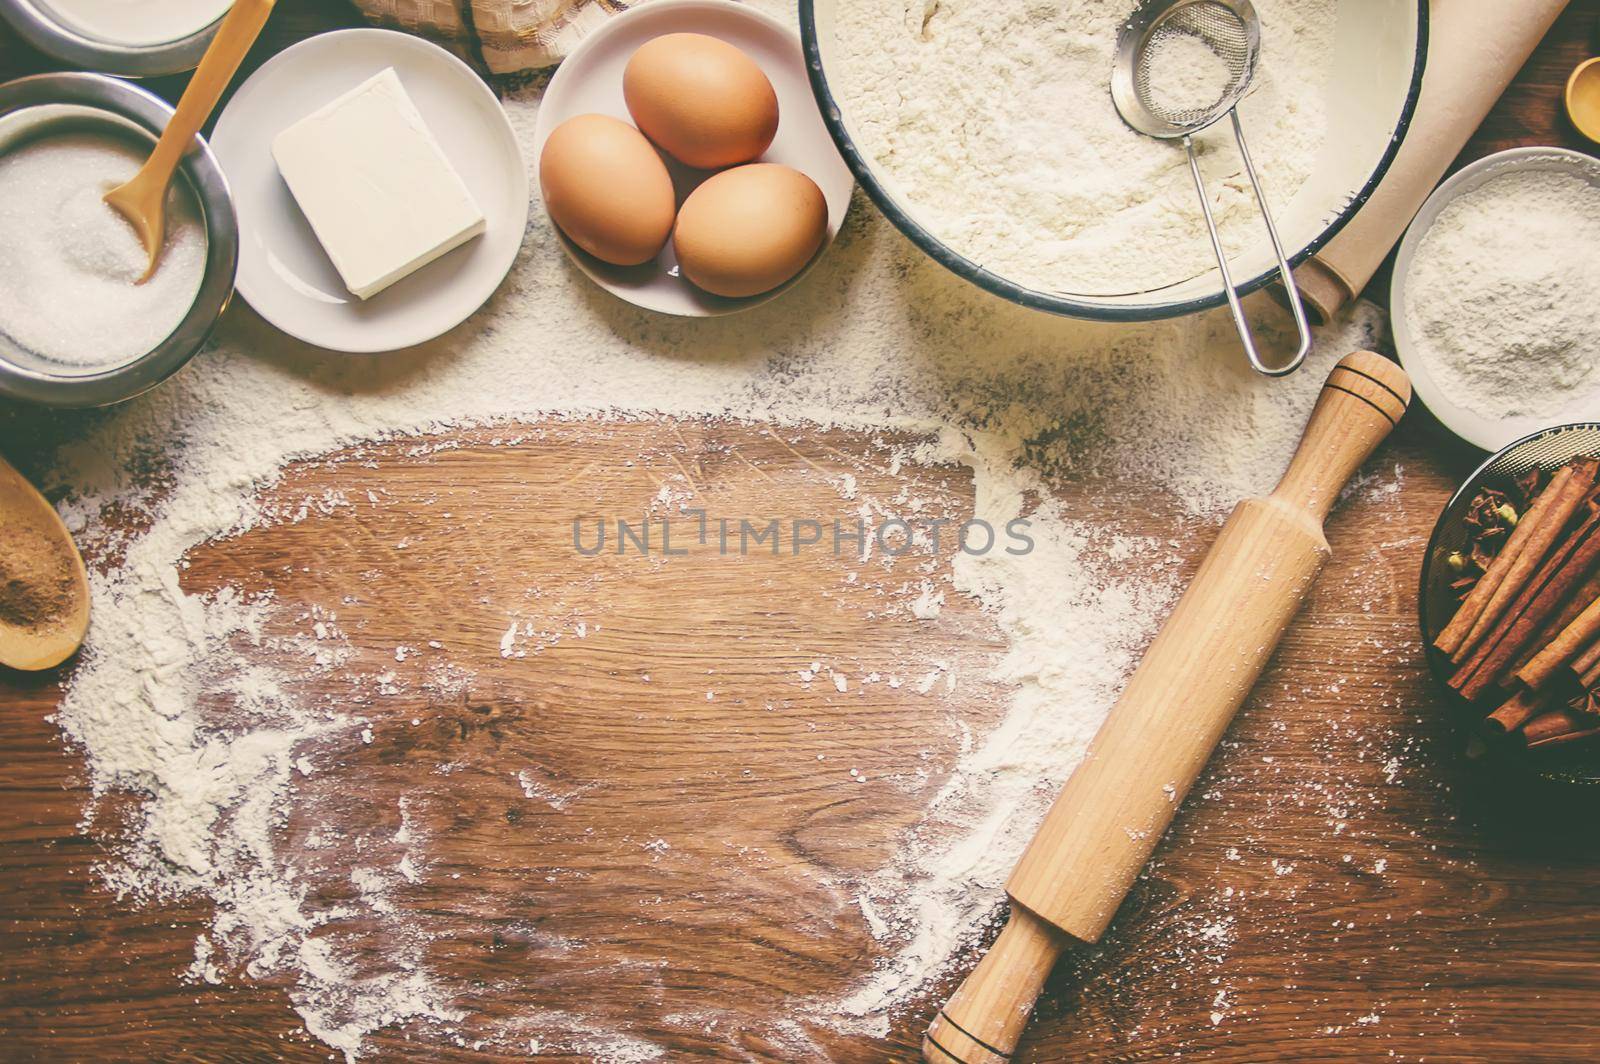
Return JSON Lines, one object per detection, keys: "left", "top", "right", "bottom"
{"left": 1393, "top": 148, "right": 1600, "bottom": 452}
{"left": 800, "top": 0, "right": 1425, "bottom": 321}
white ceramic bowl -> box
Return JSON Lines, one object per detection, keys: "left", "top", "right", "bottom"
{"left": 800, "top": 0, "right": 1426, "bottom": 322}
{"left": 1392, "top": 147, "right": 1600, "bottom": 452}
{"left": 533, "top": 0, "right": 855, "bottom": 317}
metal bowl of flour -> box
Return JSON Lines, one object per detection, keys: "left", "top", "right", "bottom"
{"left": 0, "top": 73, "right": 238, "bottom": 407}
{"left": 799, "top": 0, "right": 1427, "bottom": 324}
{"left": 0, "top": 0, "right": 229, "bottom": 77}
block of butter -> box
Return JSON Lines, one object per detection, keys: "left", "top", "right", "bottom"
{"left": 271, "top": 68, "right": 486, "bottom": 300}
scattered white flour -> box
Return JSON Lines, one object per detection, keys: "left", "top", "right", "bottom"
{"left": 1402, "top": 163, "right": 1600, "bottom": 422}
{"left": 23, "top": 3, "right": 1395, "bottom": 1056}
{"left": 832, "top": 0, "right": 1335, "bottom": 294}
{"left": 0, "top": 131, "right": 206, "bottom": 369}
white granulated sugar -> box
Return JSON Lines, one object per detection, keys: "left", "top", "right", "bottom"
{"left": 0, "top": 131, "right": 206, "bottom": 368}
{"left": 832, "top": 0, "right": 1334, "bottom": 294}
{"left": 24, "top": 3, "right": 1392, "bottom": 1057}
{"left": 1402, "top": 165, "right": 1600, "bottom": 421}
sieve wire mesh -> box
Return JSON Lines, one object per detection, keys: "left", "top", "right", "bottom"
{"left": 1132, "top": 1, "right": 1253, "bottom": 133}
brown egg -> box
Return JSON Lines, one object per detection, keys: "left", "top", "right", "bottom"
{"left": 539, "top": 114, "right": 675, "bottom": 266}
{"left": 623, "top": 33, "right": 779, "bottom": 170}
{"left": 673, "top": 164, "right": 828, "bottom": 299}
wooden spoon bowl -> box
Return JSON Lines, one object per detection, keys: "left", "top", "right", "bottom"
{"left": 1566, "top": 56, "right": 1600, "bottom": 145}
{"left": 0, "top": 455, "right": 89, "bottom": 671}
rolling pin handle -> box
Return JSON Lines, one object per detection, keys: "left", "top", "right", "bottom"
{"left": 922, "top": 906, "right": 1070, "bottom": 1064}
{"left": 1271, "top": 350, "right": 1411, "bottom": 522}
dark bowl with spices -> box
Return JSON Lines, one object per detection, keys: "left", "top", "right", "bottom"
{"left": 1420, "top": 423, "right": 1600, "bottom": 788}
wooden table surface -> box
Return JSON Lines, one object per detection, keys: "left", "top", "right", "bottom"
{"left": 4, "top": 3, "right": 1600, "bottom": 1062}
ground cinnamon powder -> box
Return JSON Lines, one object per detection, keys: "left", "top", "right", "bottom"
{"left": 0, "top": 514, "right": 77, "bottom": 632}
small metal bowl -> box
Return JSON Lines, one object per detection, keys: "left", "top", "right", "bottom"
{"left": 0, "top": 0, "right": 224, "bottom": 78}
{"left": 1420, "top": 423, "right": 1600, "bottom": 787}
{"left": 0, "top": 73, "right": 237, "bottom": 408}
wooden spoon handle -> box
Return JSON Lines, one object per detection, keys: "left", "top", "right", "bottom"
{"left": 922, "top": 352, "right": 1411, "bottom": 1063}
{"left": 140, "top": 0, "right": 276, "bottom": 184}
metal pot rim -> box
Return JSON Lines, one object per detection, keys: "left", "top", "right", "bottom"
{"left": 0, "top": 0, "right": 224, "bottom": 78}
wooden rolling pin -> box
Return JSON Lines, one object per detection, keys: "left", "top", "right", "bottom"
{"left": 923, "top": 351, "right": 1410, "bottom": 1064}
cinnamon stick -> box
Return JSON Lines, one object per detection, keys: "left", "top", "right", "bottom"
{"left": 1582, "top": 657, "right": 1600, "bottom": 692}
{"left": 1451, "top": 508, "right": 1600, "bottom": 701}
{"left": 1450, "top": 461, "right": 1596, "bottom": 663}
{"left": 1523, "top": 707, "right": 1591, "bottom": 744}
{"left": 1571, "top": 633, "right": 1600, "bottom": 682}
{"left": 1527, "top": 725, "right": 1600, "bottom": 749}
{"left": 1485, "top": 688, "right": 1546, "bottom": 734}
{"left": 1501, "top": 568, "right": 1600, "bottom": 688}
{"left": 1440, "top": 464, "right": 1587, "bottom": 656}
{"left": 1514, "top": 585, "right": 1600, "bottom": 690}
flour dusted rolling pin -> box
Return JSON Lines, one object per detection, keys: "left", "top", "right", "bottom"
{"left": 923, "top": 351, "right": 1410, "bottom": 1064}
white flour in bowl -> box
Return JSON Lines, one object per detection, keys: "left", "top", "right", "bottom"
{"left": 1402, "top": 165, "right": 1600, "bottom": 422}
{"left": 1142, "top": 27, "right": 1236, "bottom": 115}
{"left": 831, "top": 0, "right": 1335, "bottom": 294}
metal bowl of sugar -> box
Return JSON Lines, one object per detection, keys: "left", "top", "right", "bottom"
{"left": 1419, "top": 422, "right": 1600, "bottom": 790}
{"left": 799, "top": 0, "right": 1426, "bottom": 325}
{"left": 0, "top": 0, "right": 229, "bottom": 77}
{"left": 0, "top": 72, "right": 237, "bottom": 408}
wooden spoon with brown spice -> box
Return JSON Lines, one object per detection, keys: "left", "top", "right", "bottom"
{"left": 0, "top": 455, "right": 88, "bottom": 671}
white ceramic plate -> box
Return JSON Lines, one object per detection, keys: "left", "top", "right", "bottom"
{"left": 1392, "top": 147, "right": 1600, "bottom": 452}
{"left": 533, "top": 0, "right": 854, "bottom": 316}
{"left": 211, "top": 29, "right": 529, "bottom": 353}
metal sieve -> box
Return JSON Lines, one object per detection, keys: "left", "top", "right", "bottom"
{"left": 1112, "top": 0, "right": 1312, "bottom": 377}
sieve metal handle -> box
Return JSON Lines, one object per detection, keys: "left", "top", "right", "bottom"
{"left": 1183, "top": 110, "right": 1312, "bottom": 377}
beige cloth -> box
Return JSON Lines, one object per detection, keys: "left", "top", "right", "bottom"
{"left": 353, "top": 0, "right": 647, "bottom": 73}
{"left": 1292, "top": 0, "right": 1571, "bottom": 322}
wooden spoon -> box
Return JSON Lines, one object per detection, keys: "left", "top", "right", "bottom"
{"left": 103, "top": 0, "right": 276, "bottom": 282}
{"left": 0, "top": 455, "right": 89, "bottom": 672}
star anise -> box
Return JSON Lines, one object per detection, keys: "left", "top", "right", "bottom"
{"left": 1570, "top": 687, "right": 1600, "bottom": 719}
